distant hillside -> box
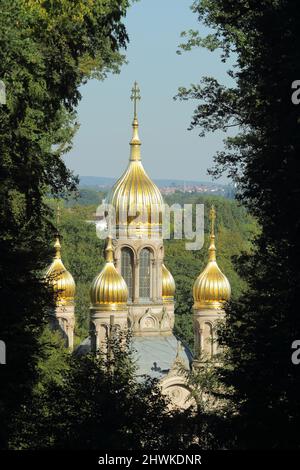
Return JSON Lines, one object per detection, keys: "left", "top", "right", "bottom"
{"left": 79, "top": 175, "right": 227, "bottom": 189}
{"left": 79, "top": 176, "right": 116, "bottom": 188}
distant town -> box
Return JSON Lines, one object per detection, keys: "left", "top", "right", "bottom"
{"left": 159, "top": 183, "right": 229, "bottom": 196}
{"left": 79, "top": 176, "right": 235, "bottom": 198}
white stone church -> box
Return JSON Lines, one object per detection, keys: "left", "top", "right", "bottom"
{"left": 46, "top": 83, "right": 231, "bottom": 409}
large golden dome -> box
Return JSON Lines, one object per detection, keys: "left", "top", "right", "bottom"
{"left": 90, "top": 237, "right": 128, "bottom": 310}
{"left": 45, "top": 236, "right": 75, "bottom": 306}
{"left": 107, "top": 82, "right": 164, "bottom": 237}
{"left": 162, "top": 263, "right": 175, "bottom": 302}
{"left": 193, "top": 206, "right": 231, "bottom": 310}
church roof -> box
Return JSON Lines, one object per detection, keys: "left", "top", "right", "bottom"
{"left": 131, "top": 335, "right": 193, "bottom": 380}
{"left": 90, "top": 236, "right": 128, "bottom": 310}
{"left": 45, "top": 235, "right": 75, "bottom": 306}
{"left": 75, "top": 334, "right": 193, "bottom": 382}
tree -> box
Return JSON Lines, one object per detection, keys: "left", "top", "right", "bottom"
{"left": 187, "top": 360, "right": 236, "bottom": 450}
{"left": 10, "top": 336, "right": 195, "bottom": 450}
{"left": 0, "top": 0, "right": 130, "bottom": 448}
{"left": 33, "top": 326, "right": 70, "bottom": 395}
{"left": 177, "top": 0, "right": 300, "bottom": 448}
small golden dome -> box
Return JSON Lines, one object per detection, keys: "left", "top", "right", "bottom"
{"left": 162, "top": 263, "right": 175, "bottom": 302}
{"left": 45, "top": 236, "right": 75, "bottom": 306}
{"left": 193, "top": 206, "right": 231, "bottom": 310}
{"left": 90, "top": 237, "right": 128, "bottom": 310}
{"left": 107, "top": 82, "right": 164, "bottom": 237}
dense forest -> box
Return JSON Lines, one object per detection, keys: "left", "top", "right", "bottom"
{"left": 48, "top": 189, "right": 257, "bottom": 348}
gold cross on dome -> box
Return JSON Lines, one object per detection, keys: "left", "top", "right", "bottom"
{"left": 209, "top": 205, "right": 216, "bottom": 236}
{"left": 130, "top": 81, "right": 141, "bottom": 118}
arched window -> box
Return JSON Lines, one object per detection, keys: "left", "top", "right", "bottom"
{"left": 139, "top": 248, "right": 151, "bottom": 301}
{"left": 121, "top": 248, "right": 134, "bottom": 301}
{"left": 203, "top": 322, "right": 213, "bottom": 358}
{"left": 90, "top": 323, "right": 97, "bottom": 352}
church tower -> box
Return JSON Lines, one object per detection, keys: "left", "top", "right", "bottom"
{"left": 46, "top": 230, "right": 76, "bottom": 350}
{"left": 90, "top": 236, "right": 128, "bottom": 354}
{"left": 77, "top": 83, "right": 193, "bottom": 409}
{"left": 192, "top": 206, "right": 231, "bottom": 364}
{"left": 106, "top": 82, "right": 175, "bottom": 337}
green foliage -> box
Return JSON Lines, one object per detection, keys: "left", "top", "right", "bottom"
{"left": 34, "top": 326, "right": 70, "bottom": 395}
{"left": 187, "top": 361, "right": 236, "bottom": 449}
{"left": 10, "top": 338, "right": 194, "bottom": 450}
{"left": 178, "top": 0, "right": 300, "bottom": 448}
{"left": 65, "top": 188, "right": 107, "bottom": 207}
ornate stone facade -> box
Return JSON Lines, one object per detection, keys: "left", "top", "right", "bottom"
{"left": 192, "top": 308, "right": 225, "bottom": 363}
{"left": 89, "top": 236, "right": 129, "bottom": 353}
{"left": 50, "top": 83, "right": 232, "bottom": 411}
{"left": 49, "top": 305, "right": 75, "bottom": 350}
{"left": 113, "top": 238, "right": 174, "bottom": 336}
{"left": 90, "top": 310, "right": 128, "bottom": 354}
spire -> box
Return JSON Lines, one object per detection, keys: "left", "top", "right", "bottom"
{"left": 105, "top": 236, "right": 114, "bottom": 263}
{"left": 130, "top": 81, "right": 141, "bottom": 161}
{"left": 54, "top": 236, "right": 61, "bottom": 259}
{"left": 90, "top": 235, "right": 128, "bottom": 308}
{"left": 46, "top": 203, "right": 76, "bottom": 309}
{"left": 192, "top": 204, "right": 231, "bottom": 310}
{"left": 54, "top": 204, "right": 61, "bottom": 259}
{"left": 208, "top": 205, "right": 216, "bottom": 262}
{"left": 56, "top": 203, "right": 61, "bottom": 229}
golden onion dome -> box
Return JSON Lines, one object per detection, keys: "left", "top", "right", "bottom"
{"left": 45, "top": 236, "right": 75, "bottom": 306}
{"left": 162, "top": 263, "right": 175, "bottom": 302}
{"left": 107, "top": 82, "right": 164, "bottom": 237}
{"left": 193, "top": 206, "right": 231, "bottom": 310}
{"left": 90, "top": 236, "right": 128, "bottom": 310}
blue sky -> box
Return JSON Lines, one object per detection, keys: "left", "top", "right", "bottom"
{"left": 65, "top": 0, "right": 233, "bottom": 183}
